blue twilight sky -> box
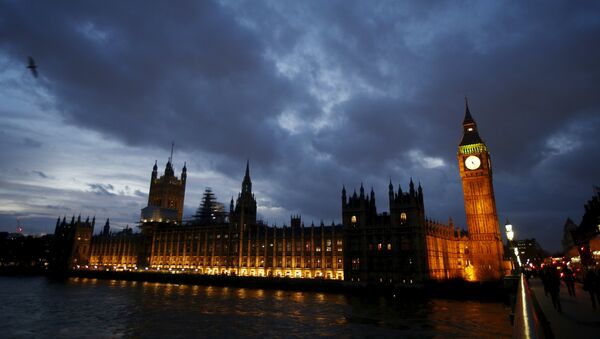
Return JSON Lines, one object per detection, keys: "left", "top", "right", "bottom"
{"left": 1, "top": 1, "right": 599, "bottom": 252}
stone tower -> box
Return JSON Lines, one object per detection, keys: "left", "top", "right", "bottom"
{"left": 342, "top": 180, "right": 429, "bottom": 285}
{"left": 141, "top": 148, "right": 187, "bottom": 223}
{"left": 457, "top": 99, "right": 505, "bottom": 281}
{"left": 230, "top": 160, "right": 257, "bottom": 230}
{"left": 50, "top": 215, "right": 94, "bottom": 273}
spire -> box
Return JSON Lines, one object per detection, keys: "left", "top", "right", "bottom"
{"left": 463, "top": 96, "right": 475, "bottom": 126}
{"left": 370, "top": 186, "right": 375, "bottom": 201}
{"left": 460, "top": 97, "right": 484, "bottom": 146}
{"left": 103, "top": 219, "right": 110, "bottom": 236}
{"left": 163, "top": 143, "right": 175, "bottom": 177}
{"left": 360, "top": 182, "right": 364, "bottom": 197}
{"left": 181, "top": 161, "right": 187, "bottom": 182}
{"left": 165, "top": 160, "right": 174, "bottom": 177}
{"left": 152, "top": 160, "right": 158, "bottom": 180}
{"left": 388, "top": 179, "right": 393, "bottom": 191}
{"left": 242, "top": 160, "right": 252, "bottom": 194}
{"left": 409, "top": 178, "right": 415, "bottom": 195}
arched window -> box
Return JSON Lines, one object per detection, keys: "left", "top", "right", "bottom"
{"left": 400, "top": 212, "right": 407, "bottom": 222}
{"left": 351, "top": 215, "right": 357, "bottom": 223}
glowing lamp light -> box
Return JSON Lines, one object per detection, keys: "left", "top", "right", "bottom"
{"left": 504, "top": 222, "right": 514, "bottom": 241}
{"left": 506, "top": 230, "right": 514, "bottom": 241}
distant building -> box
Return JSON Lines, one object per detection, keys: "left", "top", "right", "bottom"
{"left": 0, "top": 232, "right": 53, "bottom": 271}
{"left": 562, "top": 188, "right": 600, "bottom": 268}
{"left": 513, "top": 238, "right": 545, "bottom": 262}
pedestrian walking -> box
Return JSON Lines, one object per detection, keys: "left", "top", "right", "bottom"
{"left": 562, "top": 266, "right": 576, "bottom": 297}
{"left": 540, "top": 267, "right": 549, "bottom": 297}
{"left": 583, "top": 269, "right": 599, "bottom": 309}
{"left": 547, "top": 267, "right": 562, "bottom": 312}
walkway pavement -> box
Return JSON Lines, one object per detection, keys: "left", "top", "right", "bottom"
{"left": 528, "top": 277, "right": 600, "bottom": 338}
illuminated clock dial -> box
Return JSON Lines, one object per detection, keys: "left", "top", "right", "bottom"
{"left": 465, "top": 155, "right": 481, "bottom": 170}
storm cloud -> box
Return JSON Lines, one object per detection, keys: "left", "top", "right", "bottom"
{"left": 1, "top": 1, "right": 599, "bottom": 251}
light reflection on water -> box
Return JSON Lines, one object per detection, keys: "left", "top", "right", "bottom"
{"left": 0, "top": 277, "right": 511, "bottom": 338}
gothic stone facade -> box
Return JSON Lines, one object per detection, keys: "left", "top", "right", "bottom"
{"left": 72, "top": 101, "right": 508, "bottom": 284}
{"left": 88, "top": 162, "right": 345, "bottom": 280}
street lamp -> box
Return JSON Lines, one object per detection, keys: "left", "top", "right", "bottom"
{"left": 505, "top": 220, "right": 519, "bottom": 273}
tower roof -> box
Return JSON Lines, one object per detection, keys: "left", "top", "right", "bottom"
{"left": 463, "top": 97, "right": 475, "bottom": 126}
{"left": 241, "top": 159, "right": 252, "bottom": 194}
{"left": 459, "top": 97, "right": 484, "bottom": 146}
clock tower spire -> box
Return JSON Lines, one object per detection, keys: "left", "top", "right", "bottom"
{"left": 457, "top": 99, "right": 506, "bottom": 281}
{"left": 460, "top": 97, "right": 483, "bottom": 146}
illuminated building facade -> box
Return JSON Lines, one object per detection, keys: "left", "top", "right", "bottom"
{"left": 457, "top": 99, "right": 507, "bottom": 281}
{"left": 88, "top": 162, "right": 345, "bottom": 279}
{"left": 89, "top": 221, "right": 141, "bottom": 269}
{"left": 66, "top": 101, "right": 509, "bottom": 284}
{"left": 425, "top": 219, "right": 470, "bottom": 280}
{"left": 141, "top": 154, "right": 187, "bottom": 223}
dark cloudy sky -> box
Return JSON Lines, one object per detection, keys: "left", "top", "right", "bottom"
{"left": 1, "top": 1, "right": 599, "bottom": 252}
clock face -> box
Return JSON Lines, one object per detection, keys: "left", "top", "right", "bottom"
{"left": 465, "top": 155, "right": 481, "bottom": 170}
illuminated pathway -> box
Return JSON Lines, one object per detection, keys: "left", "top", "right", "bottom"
{"left": 529, "top": 277, "right": 600, "bottom": 338}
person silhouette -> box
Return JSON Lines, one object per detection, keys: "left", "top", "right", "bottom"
{"left": 562, "top": 266, "right": 576, "bottom": 297}
{"left": 583, "top": 269, "right": 598, "bottom": 309}
{"left": 547, "top": 267, "right": 562, "bottom": 312}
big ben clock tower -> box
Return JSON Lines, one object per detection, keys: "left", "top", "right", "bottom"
{"left": 458, "top": 98, "right": 505, "bottom": 281}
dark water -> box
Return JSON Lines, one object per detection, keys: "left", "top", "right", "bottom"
{"left": 0, "top": 277, "right": 511, "bottom": 338}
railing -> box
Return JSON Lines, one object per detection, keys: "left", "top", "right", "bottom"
{"left": 513, "top": 274, "right": 544, "bottom": 339}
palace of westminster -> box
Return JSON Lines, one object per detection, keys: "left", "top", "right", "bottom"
{"left": 53, "top": 101, "right": 510, "bottom": 285}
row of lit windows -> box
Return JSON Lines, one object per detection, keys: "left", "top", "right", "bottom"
{"left": 153, "top": 240, "right": 343, "bottom": 252}
{"left": 368, "top": 243, "right": 393, "bottom": 251}
{"left": 155, "top": 236, "right": 342, "bottom": 246}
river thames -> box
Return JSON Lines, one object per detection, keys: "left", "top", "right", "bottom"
{"left": 0, "top": 276, "right": 511, "bottom": 338}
